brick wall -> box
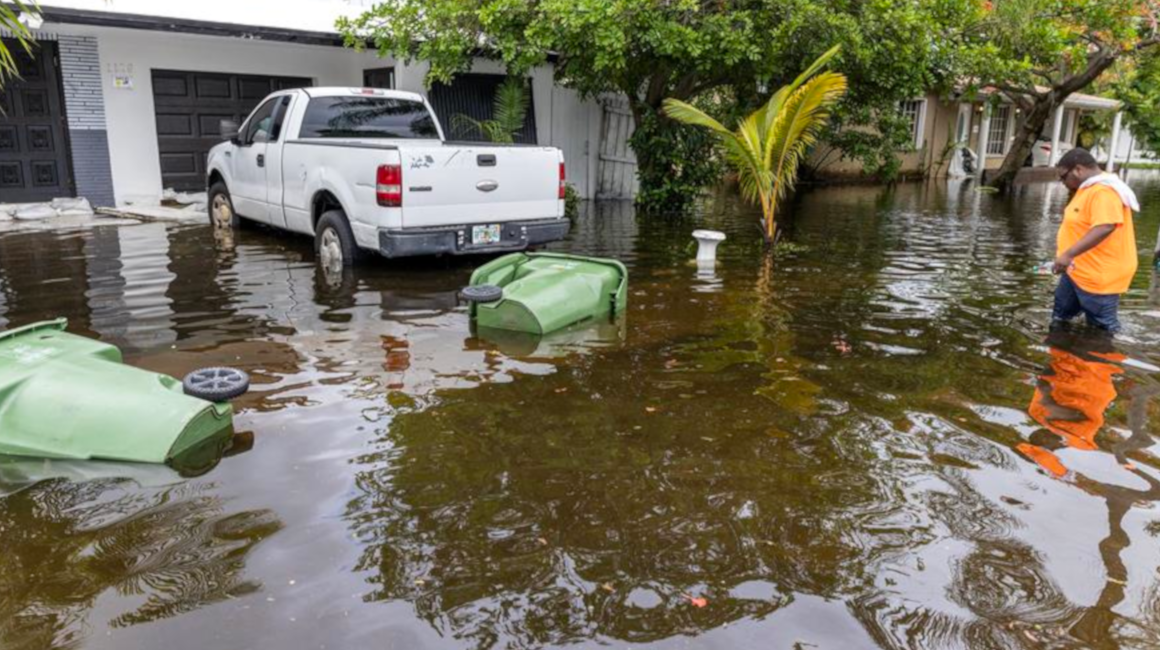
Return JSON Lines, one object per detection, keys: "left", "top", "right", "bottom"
{"left": 57, "top": 35, "right": 115, "bottom": 207}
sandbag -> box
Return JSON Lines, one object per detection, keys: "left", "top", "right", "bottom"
{"left": 13, "top": 204, "right": 58, "bottom": 221}
{"left": 50, "top": 197, "right": 94, "bottom": 217}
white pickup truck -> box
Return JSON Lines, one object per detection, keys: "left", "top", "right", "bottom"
{"left": 205, "top": 87, "right": 569, "bottom": 266}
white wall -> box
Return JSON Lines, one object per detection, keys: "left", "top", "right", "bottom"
{"left": 43, "top": 22, "right": 603, "bottom": 203}
{"left": 47, "top": 22, "right": 388, "bottom": 204}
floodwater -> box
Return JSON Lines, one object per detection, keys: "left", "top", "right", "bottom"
{"left": 1, "top": 176, "right": 1160, "bottom": 650}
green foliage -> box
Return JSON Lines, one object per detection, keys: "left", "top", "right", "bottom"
{"left": 753, "top": 0, "right": 972, "bottom": 181}
{"left": 0, "top": 2, "right": 37, "bottom": 92}
{"left": 955, "top": 0, "right": 1160, "bottom": 187}
{"left": 338, "top": 0, "right": 960, "bottom": 211}
{"left": 563, "top": 183, "right": 580, "bottom": 220}
{"left": 630, "top": 108, "right": 722, "bottom": 214}
{"left": 958, "top": 0, "right": 1153, "bottom": 93}
{"left": 451, "top": 76, "right": 529, "bottom": 144}
{"left": 665, "top": 47, "right": 848, "bottom": 243}
{"left": 1113, "top": 50, "right": 1160, "bottom": 155}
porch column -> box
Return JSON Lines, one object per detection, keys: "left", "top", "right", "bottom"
{"left": 1049, "top": 104, "right": 1065, "bottom": 166}
{"left": 1106, "top": 111, "right": 1123, "bottom": 173}
{"left": 976, "top": 104, "right": 992, "bottom": 179}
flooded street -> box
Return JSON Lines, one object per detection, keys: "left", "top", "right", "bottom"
{"left": 3, "top": 176, "right": 1160, "bottom": 649}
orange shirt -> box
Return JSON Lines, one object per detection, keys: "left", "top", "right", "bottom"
{"left": 1057, "top": 184, "right": 1137, "bottom": 295}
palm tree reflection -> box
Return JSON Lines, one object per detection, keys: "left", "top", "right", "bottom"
{"left": 0, "top": 477, "right": 281, "bottom": 646}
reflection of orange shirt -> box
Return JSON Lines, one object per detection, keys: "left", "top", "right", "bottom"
{"left": 1022, "top": 347, "right": 1124, "bottom": 476}
{"left": 1017, "top": 443, "right": 1067, "bottom": 478}
{"left": 1058, "top": 184, "right": 1137, "bottom": 295}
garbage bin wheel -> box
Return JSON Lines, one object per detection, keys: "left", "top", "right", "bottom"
{"left": 183, "top": 367, "right": 251, "bottom": 402}
{"left": 459, "top": 284, "right": 504, "bottom": 303}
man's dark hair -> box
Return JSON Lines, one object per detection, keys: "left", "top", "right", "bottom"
{"left": 1056, "top": 148, "right": 1098, "bottom": 170}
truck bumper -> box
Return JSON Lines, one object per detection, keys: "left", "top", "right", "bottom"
{"left": 378, "top": 218, "right": 570, "bottom": 259}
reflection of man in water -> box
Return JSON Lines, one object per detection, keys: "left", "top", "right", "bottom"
{"left": 1018, "top": 330, "right": 1126, "bottom": 477}
{"left": 1016, "top": 330, "right": 1160, "bottom": 645}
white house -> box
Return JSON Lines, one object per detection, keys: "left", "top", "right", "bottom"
{"left": 0, "top": 0, "right": 617, "bottom": 207}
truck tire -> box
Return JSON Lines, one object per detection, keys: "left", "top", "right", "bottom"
{"left": 208, "top": 181, "right": 242, "bottom": 229}
{"left": 315, "top": 210, "right": 362, "bottom": 268}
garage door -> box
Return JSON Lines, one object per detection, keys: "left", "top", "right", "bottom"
{"left": 152, "top": 70, "right": 311, "bottom": 191}
{"left": 0, "top": 40, "right": 72, "bottom": 203}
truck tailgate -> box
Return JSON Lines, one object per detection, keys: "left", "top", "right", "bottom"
{"left": 399, "top": 144, "right": 561, "bottom": 228}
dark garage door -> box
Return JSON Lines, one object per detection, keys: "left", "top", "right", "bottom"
{"left": 0, "top": 40, "right": 72, "bottom": 203}
{"left": 152, "top": 70, "right": 311, "bottom": 191}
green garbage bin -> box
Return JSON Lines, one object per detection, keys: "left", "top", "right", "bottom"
{"left": 0, "top": 319, "right": 243, "bottom": 464}
{"left": 464, "top": 252, "right": 628, "bottom": 335}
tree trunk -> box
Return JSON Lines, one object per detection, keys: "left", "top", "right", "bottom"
{"left": 987, "top": 50, "right": 1119, "bottom": 190}
{"left": 986, "top": 97, "right": 1057, "bottom": 190}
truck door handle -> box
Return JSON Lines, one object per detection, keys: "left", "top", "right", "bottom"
{"left": 257, "top": 154, "right": 265, "bottom": 167}
{"left": 477, "top": 154, "right": 496, "bottom": 167}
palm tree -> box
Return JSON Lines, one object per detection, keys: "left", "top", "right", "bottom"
{"left": 663, "top": 46, "right": 847, "bottom": 244}
{"left": 452, "top": 76, "right": 530, "bottom": 144}
{"left": 1, "top": 2, "right": 38, "bottom": 92}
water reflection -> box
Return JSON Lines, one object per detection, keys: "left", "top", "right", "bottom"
{"left": 0, "top": 478, "right": 281, "bottom": 648}
{"left": 0, "top": 176, "right": 1159, "bottom": 648}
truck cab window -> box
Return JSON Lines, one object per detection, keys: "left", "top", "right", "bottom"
{"left": 299, "top": 96, "right": 439, "bottom": 139}
{"left": 242, "top": 97, "right": 279, "bottom": 145}
{"left": 269, "top": 96, "right": 292, "bottom": 141}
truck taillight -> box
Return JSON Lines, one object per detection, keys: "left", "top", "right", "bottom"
{"left": 377, "top": 164, "right": 402, "bottom": 207}
{"left": 558, "top": 162, "right": 566, "bottom": 200}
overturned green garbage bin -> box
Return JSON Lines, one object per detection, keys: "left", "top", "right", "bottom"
{"left": 0, "top": 319, "right": 248, "bottom": 464}
{"left": 463, "top": 252, "right": 628, "bottom": 335}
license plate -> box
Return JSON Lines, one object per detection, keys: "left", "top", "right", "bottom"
{"left": 472, "top": 224, "right": 502, "bottom": 245}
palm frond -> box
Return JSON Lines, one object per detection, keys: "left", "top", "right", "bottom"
{"left": 0, "top": 1, "right": 38, "bottom": 90}
{"left": 449, "top": 75, "right": 528, "bottom": 143}
{"left": 661, "top": 99, "right": 733, "bottom": 136}
{"left": 662, "top": 45, "right": 846, "bottom": 244}
{"left": 491, "top": 77, "right": 529, "bottom": 138}
{"left": 760, "top": 45, "right": 841, "bottom": 143}
{"left": 765, "top": 71, "right": 848, "bottom": 202}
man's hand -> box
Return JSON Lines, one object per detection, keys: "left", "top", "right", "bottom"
{"left": 1052, "top": 253, "right": 1074, "bottom": 275}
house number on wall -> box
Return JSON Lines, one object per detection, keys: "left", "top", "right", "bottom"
{"left": 107, "top": 62, "right": 135, "bottom": 90}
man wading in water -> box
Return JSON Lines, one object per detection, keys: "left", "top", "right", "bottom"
{"left": 1052, "top": 148, "right": 1139, "bottom": 333}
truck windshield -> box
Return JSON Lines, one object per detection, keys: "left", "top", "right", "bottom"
{"left": 299, "top": 96, "right": 440, "bottom": 139}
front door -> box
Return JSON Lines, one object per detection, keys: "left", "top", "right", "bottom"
{"left": 0, "top": 40, "right": 72, "bottom": 203}
{"left": 949, "top": 103, "right": 974, "bottom": 177}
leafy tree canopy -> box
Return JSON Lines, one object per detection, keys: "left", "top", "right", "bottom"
{"left": 339, "top": 0, "right": 966, "bottom": 208}
{"left": 956, "top": 0, "right": 1160, "bottom": 187}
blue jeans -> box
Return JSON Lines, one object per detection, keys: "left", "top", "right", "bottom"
{"left": 1053, "top": 273, "right": 1121, "bottom": 332}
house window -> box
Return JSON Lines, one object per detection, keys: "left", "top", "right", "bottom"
{"left": 363, "top": 67, "right": 395, "bottom": 90}
{"left": 987, "top": 106, "right": 1011, "bottom": 155}
{"left": 898, "top": 99, "right": 927, "bottom": 148}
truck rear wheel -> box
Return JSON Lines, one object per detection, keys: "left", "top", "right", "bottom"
{"left": 316, "top": 210, "right": 362, "bottom": 269}
{"left": 208, "top": 182, "right": 241, "bottom": 229}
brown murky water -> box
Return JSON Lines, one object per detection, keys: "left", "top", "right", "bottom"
{"left": 2, "top": 177, "right": 1160, "bottom": 650}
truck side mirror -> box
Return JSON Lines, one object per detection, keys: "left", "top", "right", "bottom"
{"left": 220, "top": 119, "right": 240, "bottom": 143}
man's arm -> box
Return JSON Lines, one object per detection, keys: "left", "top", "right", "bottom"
{"left": 1054, "top": 224, "right": 1117, "bottom": 274}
